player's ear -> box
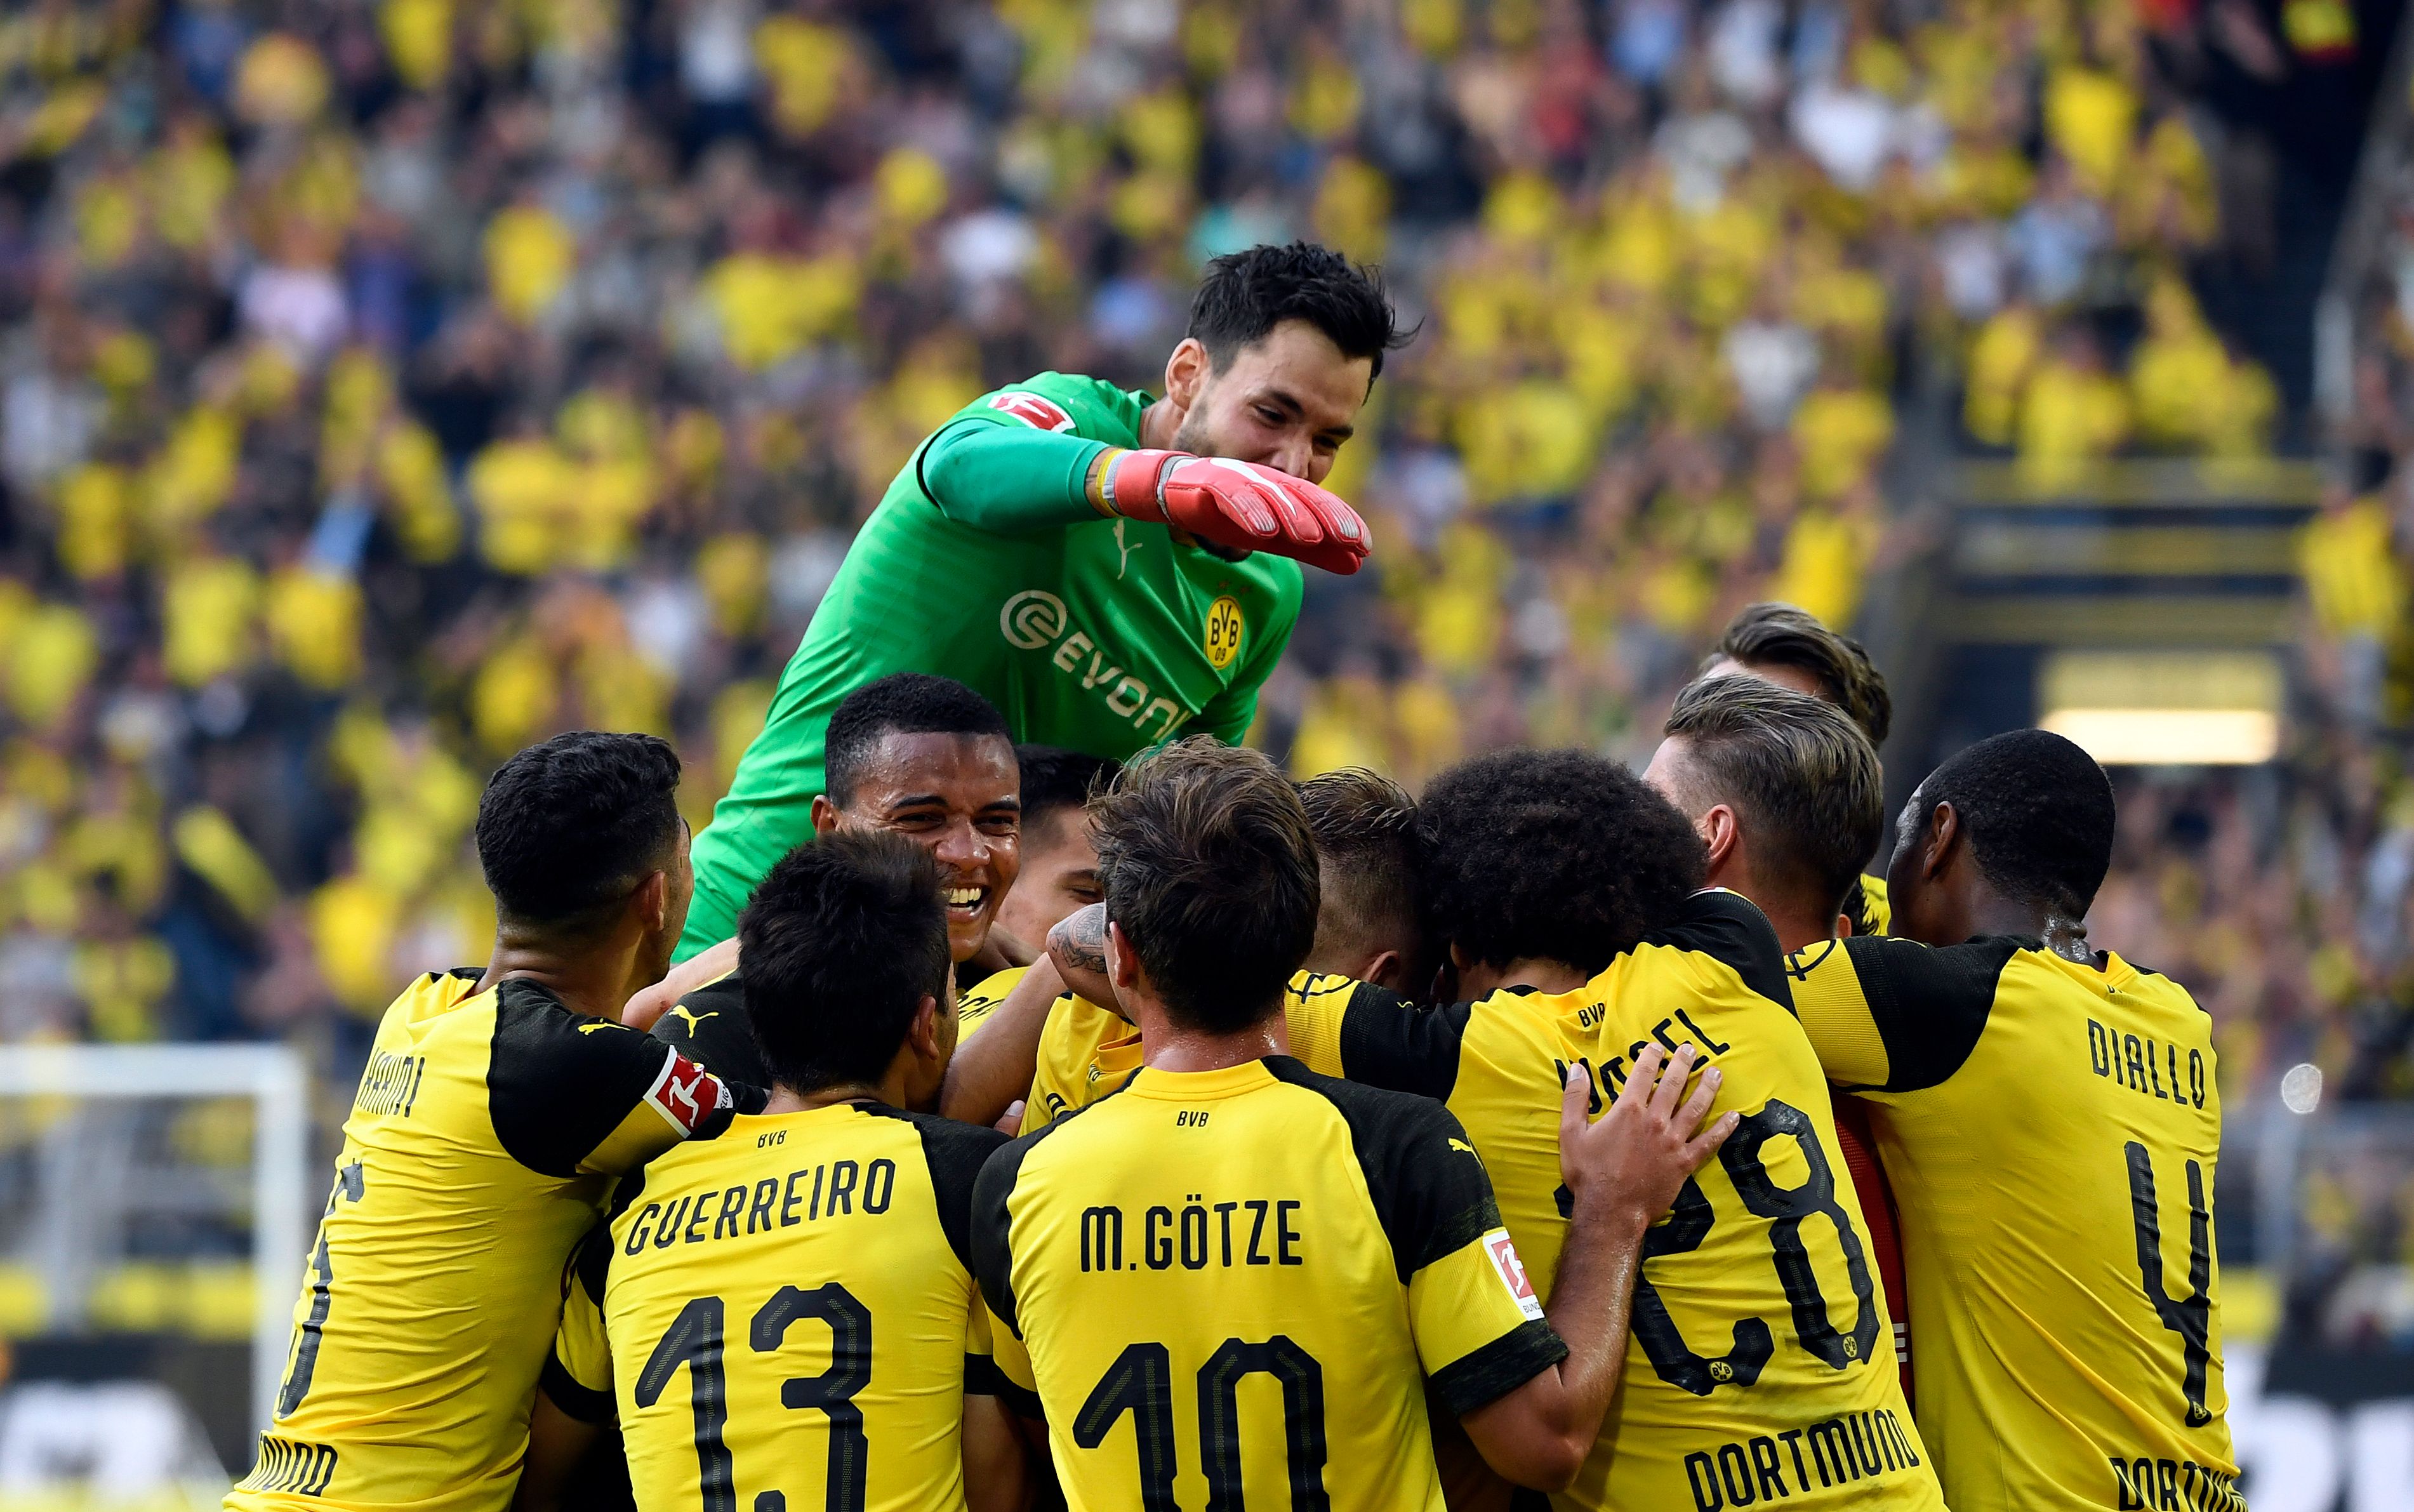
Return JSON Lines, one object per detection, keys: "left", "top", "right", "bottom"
{"left": 1360, "top": 949, "right": 1403, "bottom": 991}
{"left": 632, "top": 869, "right": 669, "bottom": 932}
{"left": 1700, "top": 804, "right": 1741, "bottom": 869}
{"left": 1834, "top": 912, "right": 1855, "bottom": 939}
{"left": 809, "top": 794, "right": 840, "bottom": 836}
{"left": 1106, "top": 920, "right": 1143, "bottom": 992}
{"left": 908, "top": 993, "right": 945, "bottom": 1062}
{"left": 1164, "top": 337, "right": 1210, "bottom": 413}
{"left": 1923, "top": 800, "right": 1961, "bottom": 879}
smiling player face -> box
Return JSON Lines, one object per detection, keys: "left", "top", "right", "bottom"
{"left": 818, "top": 731, "right": 1021, "bottom": 962}
{"left": 1165, "top": 319, "right": 1372, "bottom": 484}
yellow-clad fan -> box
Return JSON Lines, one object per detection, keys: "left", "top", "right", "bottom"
{"left": 1782, "top": 729, "right": 2244, "bottom": 1512}
{"left": 974, "top": 739, "right": 1737, "bottom": 1509}
{"left": 953, "top": 765, "right": 1431, "bottom": 1133}
{"left": 1250, "top": 750, "right": 1943, "bottom": 1512}
{"left": 227, "top": 733, "right": 747, "bottom": 1512}
{"left": 521, "top": 832, "right": 1026, "bottom": 1512}
{"left": 640, "top": 673, "right": 1026, "bottom": 1086}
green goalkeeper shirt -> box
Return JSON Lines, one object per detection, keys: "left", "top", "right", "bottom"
{"left": 677, "top": 371, "right": 1305, "bottom": 958}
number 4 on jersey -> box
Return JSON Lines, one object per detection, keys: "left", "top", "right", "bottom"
{"left": 276, "top": 1162, "right": 364, "bottom": 1417}
{"left": 2124, "top": 1143, "right": 2215, "bottom": 1428}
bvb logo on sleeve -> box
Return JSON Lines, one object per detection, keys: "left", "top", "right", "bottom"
{"left": 1204, "top": 595, "right": 1245, "bottom": 670}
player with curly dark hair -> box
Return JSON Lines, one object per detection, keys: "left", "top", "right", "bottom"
{"left": 1417, "top": 749, "right": 1708, "bottom": 997}
{"left": 1227, "top": 748, "right": 1942, "bottom": 1511}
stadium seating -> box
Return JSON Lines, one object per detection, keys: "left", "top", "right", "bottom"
{"left": 0, "top": 0, "right": 2410, "bottom": 1369}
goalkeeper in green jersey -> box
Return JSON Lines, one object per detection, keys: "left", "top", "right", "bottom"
{"left": 675, "top": 242, "right": 1403, "bottom": 960}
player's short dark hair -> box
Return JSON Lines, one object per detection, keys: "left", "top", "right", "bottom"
{"left": 1093, "top": 738, "right": 1320, "bottom": 1033}
{"left": 739, "top": 831, "right": 953, "bottom": 1094}
{"left": 1664, "top": 677, "right": 1883, "bottom": 918}
{"left": 1296, "top": 768, "right": 1426, "bottom": 964}
{"left": 1188, "top": 242, "right": 1409, "bottom": 380}
{"left": 824, "top": 673, "right": 1012, "bottom": 807}
{"left": 1014, "top": 745, "right": 1119, "bottom": 836}
{"left": 1709, "top": 602, "right": 1893, "bottom": 748}
{"left": 476, "top": 732, "right": 682, "bottom": 933}
{"left": 1915, "top": 729, "right": 2116, "bottom": 921}
{"left": 1419, "top": 750, "right": 1706, "bottom": 976}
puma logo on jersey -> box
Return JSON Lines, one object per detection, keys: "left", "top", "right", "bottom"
{"left": 1449, "top": 1138, "right": 1480, "bottom": 1157}
{"left": 576, "top": 1021, "right": 624, "bottom": 1035}
{"left": 665, "top": 1005, "right": 719, "bottom": 1032}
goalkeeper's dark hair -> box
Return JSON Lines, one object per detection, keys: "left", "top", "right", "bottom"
{"left": 1708, "top": 602, "right": 1893, "bottom": 748}
{"left": 739, "top": 831, "right": 952, "bottom": 1094}
{"left": 1419, "top": 750, "right": 1705, "bottom": 976}
{"left": 1188, "top": 242, "right": 1410, "bottom": 380}
{"left": 824, "top": 673, "right": 1013, "bottom": 807}
{"left": 1664, "top": 677, "right": 1883, "bottom": 920}
{"left": 1297, "top": 767, "right": 1429, "bottom": 976}
{"left": 1092, "top": 738, "right": 1320, "bottom": 1035}
{"left": 1015, "top": 745, "right": 1119, "bottom": 835}
{"left": 1914, "top": 729, "right": 2115, "bottom": 921}
{"left": 477, "top": 731, "right": 682, "bottom": 936}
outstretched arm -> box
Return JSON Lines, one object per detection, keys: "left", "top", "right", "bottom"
{"left": 919, "top": 420, "right": 1111, "bottom": 533}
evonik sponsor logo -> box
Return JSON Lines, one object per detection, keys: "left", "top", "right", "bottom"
{"left": 998, "top": 590, "right": 1193, "bottom": 739}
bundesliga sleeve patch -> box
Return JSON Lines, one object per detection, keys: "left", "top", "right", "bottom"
{"left": 988, "top": 391, "right": 1075, "bottom": 432}
{"left": 1485, "top": 1229, "right": 1546, "bottom": 1322}
{"left": 642, "top": 1048, "right": 725, "bottom": 1135}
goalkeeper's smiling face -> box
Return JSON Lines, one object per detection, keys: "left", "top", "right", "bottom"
{"left": 810, "top": 731, "right": 1023, "bottom": 964}
{"left": 1164, "top": 319, "right": 1372, "bottom": 486}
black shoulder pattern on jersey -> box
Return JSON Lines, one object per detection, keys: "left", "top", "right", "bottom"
{"left": 649, "top": 971, "right": 771, "bottom": 1092}
{"left": 1261, "top": 1057, "right": 1502, "bottom": 1285}
{"left": 969, "top": 1078, "right": 1127, "bottom": 1338}
{"left": 848, "top": 1103, "right": 1009, "bottom": 1274}
{"left": 540, "top": 1350, "right": 615, "bottom": 1425}
{"left": 488, "top": 979, "right": 686, "bottom": 1177}
{"left": 1337, "top": 982, "right": 1473, "bottom": 1102}
{"left": 1428, "top": 1320, "right": 1570, "bottom": 1420}
{"left": 1832, "top": 934, "right": 2024, "bottom": 1092}
{"left": 1649, "top": 889, "right": 1794, "bottom": 1013}
{"left": 570, "top": 1212, "right": 616, "bottom": 1306}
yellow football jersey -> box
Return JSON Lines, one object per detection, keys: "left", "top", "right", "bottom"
{"left": 954, "top": 965, "right": 1025, "bottom": 1040}
{"left": 1855, "top": 873, "right": 1890, "bottom": 935}
{"left": 227, "top": 971, "right": 741, "bottom": 1512}
{"left": 974, "top": 1058, "right": 1563, "bottom": 1512}
{"left": 549, "top": 1100, "right": 1007, "bottom": 1512}
{"left": 1785, "top": 935, "right": 2243, "bottom": 1512}
{"left": 1022, "top": 974, "right": 1358, "bottom": 1131}
{"left": 1289, "top": 890, "right": 1941, "bottom": 1512}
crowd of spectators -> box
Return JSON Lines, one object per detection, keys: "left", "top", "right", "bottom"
{"left": 0, "top": 0, "right": 2394, "bottom": 1225}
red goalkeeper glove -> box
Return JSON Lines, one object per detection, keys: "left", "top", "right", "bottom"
{"left": 1098, "top": 449, "right": 1371, "bottom": 576}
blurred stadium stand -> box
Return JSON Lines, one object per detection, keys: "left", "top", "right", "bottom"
{"left": 1, "top": 0, "right": 2413, "bottom": 1501}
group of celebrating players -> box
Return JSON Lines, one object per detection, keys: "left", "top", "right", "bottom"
{"left": 226, "top": 243, "right": 2244, "bottom": 1512}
